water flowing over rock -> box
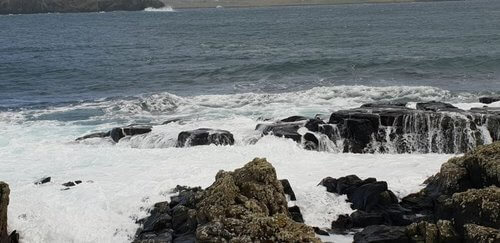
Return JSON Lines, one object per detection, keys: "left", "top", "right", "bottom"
{"left": 328, "top": 102, "right": 498, "bottom": 153}
{"left": 176, "top": 128, "right": 234, "bottom": 147}
{"left": 479, "top": 96, "right": 500, "bottom": 104}
{"left": 134, "top": 158, "right": 319, "bottom": 243}
{"left": 256, "top": 102, "right": 499, "bottom": 153}
{"left": 0, "top": 182, "right": 19, "bottom": 243}
{"left": 0, "top": 0, "right": 164, "bottom": 15}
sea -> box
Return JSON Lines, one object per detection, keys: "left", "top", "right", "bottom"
{"left": 0, "top": 0, "right": 499, "bottom": 242}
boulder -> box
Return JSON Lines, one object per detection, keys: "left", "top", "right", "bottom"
{"left": 479, "top": 96, "right": 500, "bottom": 104}
{"left": 34, "top": 176, "right": 51, "bottom": 185}
{"left": 176, "top": 128, "right": 234, "bottom": 147}
{"left": 353, "top": 225, "right": 409, "bottom": 243}
{"left": 280, "top": 116, "right": 309, "bottom": 122}
{"left": 256, "top": 121, "right": 305, "bottom": 142}
{"left": 0, "top": 182, "right": 19, "bottom": 243}
{"left": 195, "top": 158, "right": 320, "bottom": 242}
{"left": 279, "top": 179, "right": 296, "bottom": 201}
{"left": 135, "top": 158, "right": 320, "bottom": 242}
{"left": 463, "top": 224, "right": 500, "bottom": 243}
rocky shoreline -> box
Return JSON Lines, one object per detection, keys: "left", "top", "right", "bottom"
{"left": 0, "top": 0, "right": 164, "bottom": 15}
{"left": 131, "top": 142, "right": 499, "bottom": 243}
{"left": 77, "top": 100, "right": 500, "bottom": 154}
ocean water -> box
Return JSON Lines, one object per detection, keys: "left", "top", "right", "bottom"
{"left": 0, "top": 1, "right": 499, "bottom": 242}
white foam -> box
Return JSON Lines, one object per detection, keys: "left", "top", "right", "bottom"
{"left": 144, "top": 6, "right": 175, "bottom": 12}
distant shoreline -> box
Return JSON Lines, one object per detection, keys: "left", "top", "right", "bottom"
{"left": 0, "top": 0, "right": 455, "bottom": 15}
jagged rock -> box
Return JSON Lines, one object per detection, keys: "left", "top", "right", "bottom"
{"left": 195, "top": 158, "right": 320, "bottom": 242}
{"left": 401, "top": 142, "right": 500, "bottom": 215}
{"left": 353, "top": 225, "right": 409, "bottom": 243}
{"left": 75, "top": 131, "right": 110, "bottom": 141}
{"left": 313, "top": 227, "right": 329, "bottom": 236}
{"left": 176, "top": 128, "right": 234, "bottom": 147}
{"left": 405, "top": 220, "right": 459, "bottom": 243}
{"left": 360, "top": 102, "right": 408, "bottom": 109}
{"left": 416, "top": 101, "right": 461, "bottom": 112}
{"left": 288, "top": 206, "right": 304, "bottom": 223}
{"left": 76, "top": 125, "right": 152, "bottom": 142}
{"left": 256, "top": 120, "right": 306, "bottom": 142}
{"left": 62, "top": 180, "right": 82, "bottom": 187}
{"left": 0, "top": 0, "right": 165, "bottom": 14}
{"left": 279, "top": 179, "right": 296, "bottom": 201}
{"left": 135, "top": 159, "right": 319, "bottom": 242}
{"left": 331, "top": 214, "right": 353, "bottom": 231}
{"left": 463, "top": 224, "right": 500, "bottom": 243}
{"left": 34, "top": 176, "right": 51, "bottom": 185}
{"left": 479, "top": 96, "right": 500, "bottom": 104}
{"left": 280, "top": 115, "right": 310, "bottom": 122}
{"left": 0, "top": 182, "right": 19, "bottom": 243}
{"left": 438, "top": 187, "right": 500, "bottom": 231}
{"left": 326, "top": 103, "right": 498, "bottom": 153}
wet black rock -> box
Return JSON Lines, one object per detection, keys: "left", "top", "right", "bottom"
{"left": 280, "top": 115, "right": 310, "bottom": 122}
{"left": 76, "top": 125, "right": 152, "bottom": 142}
{"left": 415, "top": 101, "right": 460, "bottom": 112}
{"left": 176, "top": 128, "right": 234, "bottom": 147}
{"left": 326, "top": 102, "right": 499, "bottom": 153}
{"left": 313, "top": 227, "right": 329, "bottom": 236}
{"left": 479, "top": 96, "right": 500, "bottom": 104}
{"left": 34, "top": 176, "right": 51, "bottom": 185}
{"left": 280, "top": 179, "right": 296, "bottom": 201}
{"left": 353, "top": 225, "right": 409, "bottom": 243}
{"left": 289, "top": 205, "right": 305, "bottom": 223}
{"left": 256, "top": 120, "right": 306, "bottom": 142}
{"left": 62, "top": 180, "right": 82, "bottom": 187}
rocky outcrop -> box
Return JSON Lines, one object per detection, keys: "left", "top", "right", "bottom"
{"left": 479, "top": 96, "right": 500, "bottom": 104}
{"left": 343, "top": 142, "right": 500, "bottom": 242}
{"left": 255, "top": 102, "right": 499, "bottom": 154}
{"left": 0, "top": 182, "right": 19, "bottom": 243}
{"left": 176, "top": 128, "right": 234, "bottom": 147}
{"left": 0, "top": 0, "right": 164, "bottom": 15}
{"left": 76, "top": 125, "right": 152, "bottom": 143}
{"left": 135, "top": 158, "right": 319, "bottom": 243}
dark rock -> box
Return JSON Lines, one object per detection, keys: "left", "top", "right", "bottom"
{"left": 176, "top": 128, "right": 234, "bottom": 147}
{"left": 1, "top": 182, "right": 19, "bottom": 243}
{"left": 256, "top": 121, "right": 305, "bottom": 142}
{"left": 110, "top": 125, "right": 152, "bottom": 143}
{"left": 350, "top": 211, "right": 386, "bottom": 228}
{"left": 319, "top": 177, "right": 338, "bottom": 193}
{"left": 279, "top": 179, "right": 296, "bottom": 201}
{"left": 305, "top": 118, "right": 326, "bottom": 132}
{"left": 345, "top": 119, "right": 376, "bottom": 153}
{"left": 313, "top": 227, "right": 329, "bottom": 236}
{"left": 134, "top": 229, "right": 173, "bottom": 243}
{"left": 349, "top": 181, "right": 398, "bottom": 211}
{"left": 62, "top": 181, "right": 76, "bottom": 187}
{"left": 34, "top": 176, "right": 51, "bottom": 185}
{"left": 354, "top": 225, "right": 409, "bottom": 243}
{"left": 303, "top": 132, "right": 320, "bottom": 150}
{"left": 142, "top": 213, "right": 172, "bottom": 233}
{"left": 416, "top": 101, "right": 461, "bottom": 112}
{"left": 331, "top": 214, "right": 353, "bottom": 231}
{"left": 0, "top": 0, "right": 165, "bottom": 15}
{"left": 171, "top": 206, "right": 197, "bottom": 235}
{"left": 169, "top": 190, "right": 198, "bottom": 209}
{"left": 281, "top": 116, "right": 309, "bottom": 122}
{"left": 463, "top": 224, "right": 500, "bottom": 243}
{"left": 361, "top": 102, "right": 408, "bottom": 108}
{"left": 479, "top": 96, "right": 500, "bottom": 104}
{"left": 288, "top": 205, "right": 304, "bottom": 223}
{"left": 406, "top": 220, "right": 460, "bottom": 243}
{"left": 75, "top": 131, "right": 110, "bottom": 141}
{"left": 172, "top": 233, "right": 196, "bottom": 243}
{"left": 334, "top": 174, "right": 363, "bottom": 195}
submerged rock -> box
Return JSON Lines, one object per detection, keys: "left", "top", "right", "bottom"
{"left": 34, "top": 176, "right": 51, "bottom": 185}
{"left": 176, "top": 128, "right": 234, "bottom": 147}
